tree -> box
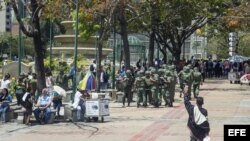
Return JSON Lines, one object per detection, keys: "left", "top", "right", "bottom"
{"left": 9, "top": 0, "right": 67, "bottom": 93}
{"left": 133, "top": 0, "right": 241, "bottom": 65}
{"left": 75, "top": 0, "right": 117, "bottom": 92}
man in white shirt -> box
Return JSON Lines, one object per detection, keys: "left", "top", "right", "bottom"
{"left": 72, "top": 90, "right": 86, "bottom": 121}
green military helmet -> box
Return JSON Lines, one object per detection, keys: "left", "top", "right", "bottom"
{"left": 158, "top": 69, "right": 165, "bottom": 75}
{"left": 148, "top": 67, "right": 154, "bottom": 71}
{"left": 169, "top": 65, "right": 175, "bottom": 70}
{"left": 137, "top": 70, "right": 144, "bottom": 77}
{"left": 151, "top": 68, "right": 156, "bottom": 74}
{"left": 187, "top": 64, "right": 192, "bottom": 69}
{"left": 165, "top": 70, "right": 171, "bottom": 76}
{"left": 183, "top": 66, "right": 189, "bottom": 73}
{"left": 162, "top": 64, "right": 167, "bottom": 69}
{"left": 145, "top": 71, "right": 150, "bottom": 76}
{"left": 194, "top": 67, "right": 199, "bottom": 72}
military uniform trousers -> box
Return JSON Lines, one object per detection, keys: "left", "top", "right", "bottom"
{"left": 151, "top": 87, "right": 160, "bottom": 107}
{"left": 163, "top": 87, "right": 172, "bottom": 106}
{"left": 159, "top": 86, "right": 165, "bottom": 105}
{"left": 184, "top": 82, "right": 192, "bottom": 98}
{"left": 136, "top": 88, "right": 144, "bottom": 106}
{"left": 192, "top": 83, "right": 200, "bottom": 98}
{"left": 145, "top": 89, "right": 152, "bottom": 105}
{"left": 123, "top": 85, "right": 132, "bottom": 106}
{"left": 179, "top": 78, "right": 184, "bottom": 91}
{"left": 170, "top": 80, "right": 176, "bottom": 102}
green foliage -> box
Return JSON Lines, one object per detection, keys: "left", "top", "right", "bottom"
{"left": 72, "top": 9, "right": 100, "bottom": 40}
{"left": 238, "top": 33, "right": 250, "bottom": 56}
{"left": 0, "top": 33, "right": 34, "bottom": 59}
{"left": 41, "top": 19, "right": 66, "bottom": 47}
{"left": 9, "top": 78, "right": 17, "bottom": 97}
{"left": 206, "top": 33, "right": 229, "bottom": 59}
{"left": 44, "top": 57, "right": 62, "bottom": 71}
{"left": 77, "top": 54, "right": 90, "bottom": 68}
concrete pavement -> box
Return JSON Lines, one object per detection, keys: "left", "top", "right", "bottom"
{"left": 1, "top": 79, "right": 250, "bottom": 141}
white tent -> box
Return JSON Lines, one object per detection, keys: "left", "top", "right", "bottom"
{"left": 226, "top": 55, "right": 248, "bottom": 62}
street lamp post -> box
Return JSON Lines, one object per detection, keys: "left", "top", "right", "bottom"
{"left": 49, "top": 18, "right": 53, "bottom": 69}
{"left": 18, "top": 0, "right": 24, "bottom": 75}
{"left": 72, "top": 0, "right": 79, "bottom": 102}
{"left": 183, "top": 41, "right": 185, "bottom": 59}
{"left": 112, "top": 14, "right": 116, "bottom": 89}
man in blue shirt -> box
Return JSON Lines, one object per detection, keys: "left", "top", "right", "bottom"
{"left": 34, "top": 88, "right": 52, "bottom": 124}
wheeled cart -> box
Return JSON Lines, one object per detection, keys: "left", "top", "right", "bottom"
{"left": 228, "top": 72, "right": 241, "bottom": 84}
{"left": 84, "top": 98, "right": 110, "bottom": 122}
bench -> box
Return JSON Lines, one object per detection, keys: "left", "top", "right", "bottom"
{"left": 100, "top": 89, "right": 117, "bottom": 101}
{"left": 14, "top": 108, "right": 56, "bottom": 124}
{"left": 4, "top": 105, "right": 22, "bottom": 122}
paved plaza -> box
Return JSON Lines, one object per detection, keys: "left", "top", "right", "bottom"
{"left": 1, "top": 79, "right": 250, "bottom": 141}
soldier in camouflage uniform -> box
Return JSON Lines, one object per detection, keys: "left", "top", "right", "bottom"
{"left": 158, "top": 69, "right": 165, "bottom": 106}
{"left": 121, "top": 70, "right": 133, "bottom": 107}
{"left": 144, "top": 71, "right": 152, "bottom": 106}
{"left": 169, "top": 65, "right": 177, "bottom": 103}
{"left": 182, "top": 66, "right": 193, "bottom": 99}
{"left": 150, "top": 68, "right": 160, "bottom": 107}
{"left": 134, "top": 71, "right": 145, "bottom": 108}
{"left": 164, "top": 70, "right": 173, "bottom": 107}
{"left": 192, "top": 67, "right": 203, "bottom": 98}
{"left": 178, "top": 68, "right": 185, "bottom": 98}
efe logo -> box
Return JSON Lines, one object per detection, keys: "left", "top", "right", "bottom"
{"left": 228, "top": 129, "right": 246, "bottom": 136}
{"left": 224, "top": 125, "right": 249, "bottom": 141}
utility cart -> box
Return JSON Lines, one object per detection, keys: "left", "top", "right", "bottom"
{"left": 228, "top": 71, "right": 241, "bottom": 84}
{"left": 85, "top": 94, "right": 110, "bottom": 122}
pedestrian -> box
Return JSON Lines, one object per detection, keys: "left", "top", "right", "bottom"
{"left": 0, "top": 88, "right": 11, "bottom": 123}
{"left": 72, "top": 89, "right": 88, "bottom": 121}
{"left": 33, "top": 88, "right": 52, "bottom": 124}
{"left": 100, "top": 66, "right": 109, "bottom": 90}
{"left": 15, "top": 78, "right": 26, "bottom": 105}
{"left": 68, "top": 63, "right": 75, "bottom": 87}
{"left": 0, "top": 73, "right": 11, "bottom": 90}
{"left": 21, "top": 87, "right": 33, "bottom": 125}
{"left": 183, "top": 86, "right": 210, "bottom": 141}
{"left": 45, "top": 71, "right": 54, "bottom": 97}
{"left": 56, "top": 69, "right": 68, "bottom": 90}
{"left": 52, "top": 90, "right": 62, "bottom": 118}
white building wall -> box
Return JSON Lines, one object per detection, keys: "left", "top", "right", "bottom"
{"left": 0, "top": 1, "right": 6, "bottom": 32}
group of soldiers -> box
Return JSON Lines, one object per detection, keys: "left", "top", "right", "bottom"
{"left": 121, "top": 64, "right": 203, "bottom": 108}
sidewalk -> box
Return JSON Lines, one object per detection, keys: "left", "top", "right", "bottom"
{"left": 1, "top": 79, "right": 250, "bottom": 141}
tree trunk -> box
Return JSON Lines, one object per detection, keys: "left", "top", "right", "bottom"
{"left": 32, "top": 2, "right": 46, "bottom": 93}
{"left": 11, "top": 0, "right": 46, "bottom": 93}
{"left": 34, "top": 36, "right": 46, "bottom": 93}
{"left": 173, "top": 46, "right": 181, "bottom": 65}
{"left": 96, "top": 41, "right": 102, "bottom": 92}
{"left": 148, "top": 31, "right": 155, "bottom": 67}
{"left": 161, "top": 50, "right": 167, "bottom": 64}
{"left": 119, "top": 8, "right": 130, "bottom": 70}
